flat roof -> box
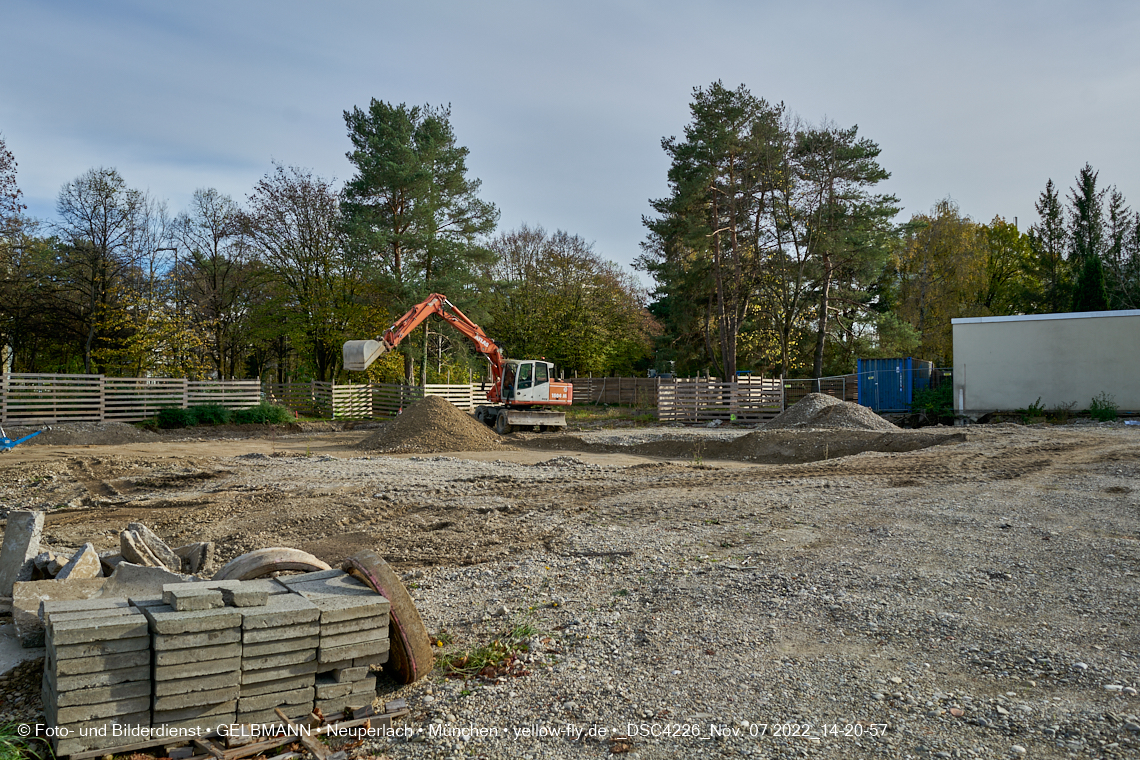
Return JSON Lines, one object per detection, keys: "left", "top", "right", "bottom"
{"left": 952, "top": 309, "right": 1140, "bottom": 325}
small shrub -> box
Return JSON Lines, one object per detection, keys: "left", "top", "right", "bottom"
{"left": 189, "top": 404, "right": 231, "bottom": 426}
{"left": 1089, "top": 392, "right": 1118, "bottom": 422}
{"left": 911, "top": 383, "right": 953, "bottom": 423}
{"left": 231, "top": 403, "right": 294, "bottom": 425}
{"left": 1048, "top": 400, "right": 1078, "bottom": 424}
{"left": 156, "top": 407, "right": 197, "bottom": 429}
{"left": 1015, "top": 397, "right": 1046, "bottom": 424}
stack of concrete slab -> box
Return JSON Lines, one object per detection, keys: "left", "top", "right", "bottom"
{"left": 41, "top": 599, "right": 151, "bottom": 756}
{"left": 139, "top": 588, "right": 242, "bottom": 734}
{"left": 238, "top": 591, "right": 320, "bottom": 725}
{"left": 279, "top": 569, "right": 390, "bottom": 715}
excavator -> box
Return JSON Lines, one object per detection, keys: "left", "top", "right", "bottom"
{"left": 342, "top": 293, "right": 572, "bottom": 433}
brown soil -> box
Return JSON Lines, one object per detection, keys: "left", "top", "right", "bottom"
{"left": 764, "top": 391, "right": 898, "bottom": 431}
{"left": 521, "top": 428, "right": 960, "bottom": 464}
{"left": 3, "top": 421, "right": 161, "bottom": 446}
{"left": 356, "top": 395, "right": 510, "bottom": 454}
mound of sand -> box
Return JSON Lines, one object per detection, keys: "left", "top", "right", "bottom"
{"left": 3, "top": 421, "right": 161, "bottom": 446}
{"left": 357, "top": 395, "right": 508, "bottom": 454}
{"left": 764, "top": 393, "right": 897, "bottom": 431}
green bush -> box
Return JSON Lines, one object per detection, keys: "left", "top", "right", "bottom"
{"left": 190, "top": 404, "right": 231, "bottom": 426}
{"left": 1089, "top": 392, "right": 1118, "bottom": 422}
{"left": 231, "top": 403, "right": 294, "bottom": 425}
{"left": 156, "top": 407, "right": 197, "bottom": 429}
{"left": 911, "top": 383, "right": 953, "bottom": 422}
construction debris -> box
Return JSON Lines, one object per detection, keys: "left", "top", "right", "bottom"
{"left": 0, "top": 510, "right": 45, "bottom": 595}
{"left": 33, "top": 553, "right": 420, "bottom": 758}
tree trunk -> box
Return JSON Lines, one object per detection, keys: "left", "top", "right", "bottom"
{"left": 812, "top": 255, "right": 832, "bottom": 380}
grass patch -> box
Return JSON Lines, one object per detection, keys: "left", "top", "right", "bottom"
{"left": 436, "top": 618, "right": 543, "bottom": 681}
{"left": 0, "top": 723, "right": 51, "bottom": 760}
{"left": 231, "top": 403, "right": 294, "bottom": 425}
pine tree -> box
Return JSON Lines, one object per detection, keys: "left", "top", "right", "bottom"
{"left": 1072, "top": 250, "right": 1109, "bottom": 312}
{"left": 1028, "top": 178, "right": 1069, "bottom": 313}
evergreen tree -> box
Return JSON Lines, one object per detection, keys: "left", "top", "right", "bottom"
{"left": 1068, "top": 163, "right": 1105, "bottom": 264}
{"left": 1027, "top": 178, "right": 1069, "bottom": 313}
{"left": 1072, "top": 249, "right": 1109, "bottom": 312}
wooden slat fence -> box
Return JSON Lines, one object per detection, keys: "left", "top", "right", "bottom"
{"left": 0, "top": 373, "right": 261, "bottom": 424}
{"left": 268, "top": 381, "right": 478, "bottom": 420}
{"left": 657, "top": 378, "right": 784, "bottom": 423}
{"left": 263, "top": 381, "right": 333, "bottom": 419}
{"left": 570, "top": 377, "right": 659, "bottom": 406}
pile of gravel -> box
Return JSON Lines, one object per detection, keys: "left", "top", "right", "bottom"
{"left": 357, "top": 395, "right": 509, "bottom": 454}
{"left": 764, "top": 392, "right": 897, "bottom": 431}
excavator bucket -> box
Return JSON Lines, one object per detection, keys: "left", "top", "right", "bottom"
{"left": 343, "top": 340, "right": 389, "bottom": 371}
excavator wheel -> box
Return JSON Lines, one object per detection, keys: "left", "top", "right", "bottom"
{"left": 494, "top": 410, "right": 514, "bottom": 435}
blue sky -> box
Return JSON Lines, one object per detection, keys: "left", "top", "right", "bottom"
{"left": 3, "top": 1, "right": 1138, "bottom": 275}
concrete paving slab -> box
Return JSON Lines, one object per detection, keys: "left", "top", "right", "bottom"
{"left": 315, "top": 674, "right": 376, "bottom": 700}
{"left": 98, "top": 562, "right": 195, "bottom": 598}
{"left": 154, "top": 627, "right": 241, "bottom": 651}
{"left": 242, "top": 635, "right": 317, "bottom": 658}
{"left": 152, "top": 699, "right": 236, "bottom": 724}
{"left": 320, "top": 613, "right": 388, "bottom": 638}
{"left": 238, "top": 673, "right": 315, "bottom": 698}
{"left": 318, "top": 638, "right": 389, "bottom": 664}
{"left": 49, "top": 679, "right": 151, "bottom": 708}
{"left": 155, "top": 669, "right": 241, "bottom": 697}
{"left": 242, "top": 620, "right": 319, "bottom": 643}
{"left": 48, "top": 694, "right": 150, "bottom": 725}
{"left": 237, "top": 685, "right": 315, "bottom": 712}
{"left": 12, "top": 577, "right": 106, "bottom": 647}
{"left": 154, "top": 656, "right": 241, "bottom": 681}
{"left": 240, "top": 592, "right": 318, "bottom": 628}
{"left": 241, "top": 648, "right": 316, "bottom": 671}
{"left": 45, "top": 664, "right": 149, "bottom": 692}
{"left": 153, "top": 685, "right": 240, "bottom": 712}
{"left": 154, "top": 641, "right": 242, "bottom": 666}
{"left": 331, "top": 665, "right": 369, "bottom": 683}
{"left": 49, "top": 648, "right": 150, "bottom": 676}
{"left": 142, "top": 604, "right": 242, "bottom": 634}
{"left": 48, "top": 616, "right": 149, "bottom": 646}
{"left": 47, "top": 633, "right": 147, "bottom": 662}
{"left": 320, "top": 627, "right": 387, "bottom": 650}
{"left": 239, "top": 659, "right": 317, "bottom": 685}
{"left": 163, "top": 586, "right": 224, "bottom": 611}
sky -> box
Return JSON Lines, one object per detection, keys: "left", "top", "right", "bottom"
{"left": 3, "top": 1, "right": 1139, "bottom": 279}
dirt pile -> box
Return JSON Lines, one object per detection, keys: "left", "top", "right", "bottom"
{"left": 764, "top": 392, "right": 897, "bottom": 431}
{"left": 357, "top": 395, "right": 508, "bottom": 454}
{"left": 3, "top": 421, "right": 161, "bottom": 447}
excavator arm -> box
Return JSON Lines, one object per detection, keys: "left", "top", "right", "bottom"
{"left": 343, "top": 293, "right": 508, "bottom": 401}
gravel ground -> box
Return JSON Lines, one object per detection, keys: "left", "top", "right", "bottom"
{"left": 0, "top": 422, "right": 1138, "bottom": 759}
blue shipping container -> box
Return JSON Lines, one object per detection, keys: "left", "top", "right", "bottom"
{"left": 857, "top": 358, "right": 933, "bottom": 412}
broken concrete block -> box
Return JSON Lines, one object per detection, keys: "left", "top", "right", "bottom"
{"left": 174, "top": 542, "right": 214, "bottom": 574}
{"left": 12, "top": 578, "right": 106, "bottom": 648}
{"left": 120, "top": 530, "right": 162, "bottom": 567}
{"left": 33, "top": 551, "right": 57, "bottom": 573}
{"left": 56, "top": 543, "right": 103, "bottom": 581}
{"left": 162, "top": 586, "right": 224, "bottom": 611}
{"left": 127, "top": 522, "right": 181, "bottom": 571}
{"left": 0, "top": 510, "right": 44, "bottom": 595}
{"left": 98, "top": 551, "right": 124, "bottom": 576}
{"left": 99, "top": 562, "right": 194, "bottom": 599}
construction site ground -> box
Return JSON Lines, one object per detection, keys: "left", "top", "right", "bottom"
{"left": 1, "top": 416, "right": 1138, "bottom": 759}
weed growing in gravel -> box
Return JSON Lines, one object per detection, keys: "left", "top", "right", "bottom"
{"left": 1049, "top": 400, "right": 1078, "bottom": 424}
{"left": 1089, "top": 392, "right": 1118, "bottom": 421}
{"left": 436, "top": 617, "right": 544, "bottom": 681}
{"left": 0, "top": 723, "right": 50, "bottom": 760}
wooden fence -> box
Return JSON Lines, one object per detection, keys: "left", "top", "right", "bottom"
{"left": 264, "top": 381, "right": 479, "bottom": 420}
{"left": 0, "top": 374, "right": 261, "bottom": 424}
{"left": 657, "top": 378, "right": 784, "bottom": 423}
{"left": 570, "top": 377, "right": 660, "bottom": 406}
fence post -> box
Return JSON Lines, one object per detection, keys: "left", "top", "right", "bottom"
{"left": 98, "top": 374, "right": 106, "bottom": 422}
{"left": 0, "top": 373, "right": 6, "bottom": 424}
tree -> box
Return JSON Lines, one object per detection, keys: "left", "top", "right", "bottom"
{"left": 641, "top": 82, "right": 787, "bottom": 379}
{"left": 795, "top": 123, "right": 898, "bottom": 378}
{"left": 175, "top": 188, "right": 256, "bottom": 378}
{"left": 977, "top": 216, "right": 1033, "bottom": 315}
{"left": 1068, "top": 163, "right": 1105, "bottom": 265}
{"left": 1072, "top": 247, "right": 1109, "bottom": 311}
{"left": 341, "top": 100, "right": 498, "bottom": 383}
{"left": 53, "top": 168, "right": 160, "bottom": 373}
{"left": 242, "top": 164, "right": 358, "bottom": 382}
{"left": 0, "top": 135, "right": 25, "bottom": 239}
{"left": 485, "top": 225, "right": 657, "bottom": 375}
{"left": 1027, "top": 178, "right": 1069, "bottom": 313}
{"left": 1103, "top": 188, "right": 1138, "bottom": 309}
